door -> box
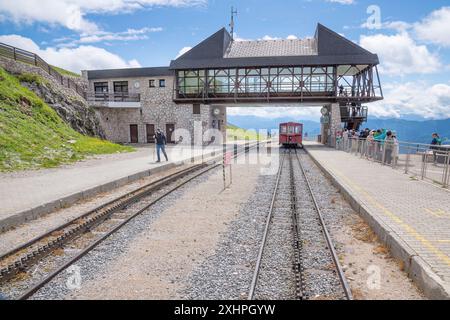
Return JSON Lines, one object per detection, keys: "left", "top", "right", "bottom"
{"left": 130, "top": 124, "right": 138, "bottom": 143}
{"left": 146, "top": 124, "right": 155, "bottom": 143}
{"left": 165, "top": 124, "right": 175, "bottom": 144}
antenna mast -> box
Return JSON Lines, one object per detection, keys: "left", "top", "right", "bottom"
{"left": 229, "top": 6, "right": 238, "bottom": 41}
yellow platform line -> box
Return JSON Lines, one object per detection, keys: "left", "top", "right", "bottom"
{"left": 327, "top": 163, "right": 450, "bottom": 267}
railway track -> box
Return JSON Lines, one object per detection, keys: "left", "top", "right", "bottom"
{"left": 248, "top": 149, "right": 352, "bottom": 300}
{"left": 0, "top": 142, "right": 264, "bottom": 300}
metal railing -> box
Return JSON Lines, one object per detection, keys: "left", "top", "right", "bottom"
{"left": 336, "top": 137, "right": 450, "bottom": 188}
{"left": 86, "top": 92, "right": 141, "bottom": 103}
{"left": 0, "top": 42, "right": 86, "bottom": 99}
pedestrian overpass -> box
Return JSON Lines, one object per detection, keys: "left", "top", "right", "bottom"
{"left": 170, "top": 24, "right": 383, "bottom": 142}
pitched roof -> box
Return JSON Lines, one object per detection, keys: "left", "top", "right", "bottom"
{"left": 170, "top": 23, "right": 379, "bottom": 69}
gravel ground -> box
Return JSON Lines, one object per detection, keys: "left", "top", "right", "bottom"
{"left": 253, "top": 156, "right": 297, "bottom": 300}
{"left": 298, "top": 149, "right": 425, "bottom": 300}
{"left": 184, "top": 164, "right": 278, "bottom": 300}
{"left": 292, "top": 154, "right": 345, "bottom": 299}
{"left": 0, "top": 164, "right": 194, "bottom": 256}
{"left": 26, "top": 169, "right": 217, "bottom": 300}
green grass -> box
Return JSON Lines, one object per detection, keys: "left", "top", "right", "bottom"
{"left": 226, "top": 123, "right": 265, "bottom": 141}
{"left": 50, "top": 65, "right": 81, "bottom": 78}
{"left": 0, "top": 67, "right": 132, "bottom": 172}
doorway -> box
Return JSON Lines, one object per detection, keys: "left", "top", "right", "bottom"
{"left": 130, "top": 124, "right": 138, "bottom": 143}
{"left": 146, "top": 124, "right": 155, "bottom": 143}
{"left": 165, "top": 124, "right": 175, "bottom": 143}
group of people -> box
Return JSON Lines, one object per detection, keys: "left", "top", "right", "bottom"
{"left": 336, "top": 128, "right": 400, "bottom": 165}
{"left": 337, "top": 128, "right": 445, "bottom": 165}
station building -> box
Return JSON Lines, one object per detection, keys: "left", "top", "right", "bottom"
{"left": 83, "top": 23, "right": 382, "bottom": 145}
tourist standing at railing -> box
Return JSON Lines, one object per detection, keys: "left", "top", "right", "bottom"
{"left": 392, "top": 131, "right": 400, "bottom": 166}
{"left": 430, "top": 133, "right": 442, "bottom": 164}
{"left": 374, "top": 129, "right": 387, "bottom": 161}
{"left": 384, "top": 131, "right": 396, "bottom": 165}
{"left": 366, "top": 130, "right": 375, "bottom": 159}
{"left": 343, "top": 129, "right": 349, "bottom": 151}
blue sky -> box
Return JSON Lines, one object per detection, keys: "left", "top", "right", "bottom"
{"left": 0, "top": 0, "right": 449, "bottom": 120}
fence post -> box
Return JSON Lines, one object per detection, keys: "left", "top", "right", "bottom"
{"left": 443, "top": 152, "right": 449, "bottom": 188}
{"left": 13, "top": 47, "right": 16, "bottom": 60}
{"left": 405, "top": 150, "right": 410, "bottom": 174}
{"left": 34, "top": 54, "right": 37, "bottom": 66}
{"left": 421, "top": 153, "right": 426, "bottom": 180}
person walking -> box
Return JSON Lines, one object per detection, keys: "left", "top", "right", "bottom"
{"left": 155, "top": 128, "right": 168, "bottom": 163}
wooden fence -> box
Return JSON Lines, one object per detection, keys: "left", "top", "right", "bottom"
{"left": 0, "top": 42, "right": 86, "bottom": 99}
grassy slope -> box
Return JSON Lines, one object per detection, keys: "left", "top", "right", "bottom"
{"left": 226, "top": 123, "right": 264, "bottom": 141}
{"left": 0, "top": 67, "right": 132, "bottom": 171}
{"left": 51, "top": 65, "right": 81, "bottom": 78}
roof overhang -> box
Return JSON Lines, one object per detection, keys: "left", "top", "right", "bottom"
{"left": 170, "top": 23, "right": 379, "bottom": 70}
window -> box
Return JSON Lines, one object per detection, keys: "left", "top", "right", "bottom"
{"left": 193, "top": 104, "right": 201, "bottom": 115}
{"left": 149, "top": 79, "right": 155, "bottom": 88}
{"left": 113, "top": 81, "right": 128, "bottom": 93}
{"left": 159, "top": 79, "right": 166, "bottom": 87}
{"left": 94, "top": 82, "right": 108, "bottom": 93}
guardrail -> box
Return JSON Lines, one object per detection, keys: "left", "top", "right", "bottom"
{"left": 86, "top": 92, "right": 141, "bottom": 103}
{"left": 336, "top": 137, "right": 450, "bottom": 188}
{"left": 0, "top": 42, "right": 86, "bottom": 99}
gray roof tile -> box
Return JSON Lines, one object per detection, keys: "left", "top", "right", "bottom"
{"left": 225, "top": 38, "right": 317, "bottom": 58}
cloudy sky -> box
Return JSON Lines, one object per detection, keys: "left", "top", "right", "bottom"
{"left": 0, "top": 0, "right": 449, "bottom": 121}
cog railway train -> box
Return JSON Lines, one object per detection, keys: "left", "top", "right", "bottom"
{"left": 279, "top": 122, "right": 303, "bottom": 148}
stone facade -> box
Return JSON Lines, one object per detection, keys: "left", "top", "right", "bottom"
{"left": 320, "top": 103, "right": 342, "bottom": 147}
{"left": 85, "top": 73, "right": 226, "bottom": 145}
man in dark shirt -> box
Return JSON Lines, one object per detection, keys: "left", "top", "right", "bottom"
{"left": 155, "top": 129, "right": 168, "bottom": 162}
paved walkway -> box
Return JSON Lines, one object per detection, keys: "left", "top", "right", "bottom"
{"left": 304, "top": 141, "right": 450, "bottom": 299}
{"left": 0, "top": 143, "right": 250, "bottom": 232}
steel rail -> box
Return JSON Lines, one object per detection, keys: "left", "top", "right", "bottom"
{"left": 0, "top": 164, "right": 206, "bottom": 282}
{"left": 247, "top": 151, "right": 286, "bottom": 300}
{"left": 288, "top": 150, "right": 305, "bottom": 300}
{"left": 16, "top": 142, "right": 263, "bottom": 300}
{"left": 294, "top": 150, "right": 353, "bottom": 300}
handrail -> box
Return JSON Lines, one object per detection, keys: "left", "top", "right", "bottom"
{"left": 336, "top": 136, "right": 450, "bottom": 188}
{"left": 0, "top": 42, "right": 86, "bottom": 99}
{"left": 86, "top": 92, "right": 141, "bottom": 103}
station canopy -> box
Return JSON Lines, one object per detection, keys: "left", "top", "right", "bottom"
{"left": 170, "top": 23, "right": 383, "bottom": 104}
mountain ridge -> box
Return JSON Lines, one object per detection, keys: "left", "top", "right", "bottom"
{"left": 228, "top": 115, "right": 450, "bottom": 144}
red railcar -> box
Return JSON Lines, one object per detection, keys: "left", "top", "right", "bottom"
{"left": 279, "top": 122, "right": 303, "bottom": 148}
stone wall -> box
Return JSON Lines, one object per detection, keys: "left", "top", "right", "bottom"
{"left": 89, "top": 75, "right": 225, "bottom": 144}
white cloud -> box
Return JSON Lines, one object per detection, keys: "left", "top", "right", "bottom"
{"left": 261, "top": 35, "right": 280, "bottom": 41}
{"left": 262, "top": 35, "right": 302, "bottom": 41}
{"left": 361, "top": 20, "right": 412, "bottom": 33}
{"left": 58, "top": 27, "right": 163, "bottom": 47}
{"left": 326, "top": 0, "right": 355, "bottom": 5}
{"left": 414, "top": 6, "right": 450, "bottom": 47}
{"left": 360, "top": 32, "right": 442, "bottom": 75}
{"left": 0, "top": 34, "right": 141, "bottom": 72}
{"left": 227, "top": 106, "right": 322, "bottom": 121}
{"left": 0, "top": 0, "right": 206, "bottom": 33}
{"left": 176, "top": 46, "right": 192, "bottom": 58}
{"left": 371, "top": 82, "right": 450, "bottom": 119}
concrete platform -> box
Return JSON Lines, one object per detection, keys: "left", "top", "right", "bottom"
{"left": 304, "top": 141, "right": 450, "bottom": 299}
{"left": 0, "top": 143, "right": 251, "bottom": 233}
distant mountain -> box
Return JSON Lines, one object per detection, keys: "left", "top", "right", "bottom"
{"left": 227, "top": 115, "right": 321, "bottom": 136}
{"left": 228, "top": 115, "right": 450, "bottom": 145}
{"left": 365, "top": 118, "right": 450, "bottom": 145}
